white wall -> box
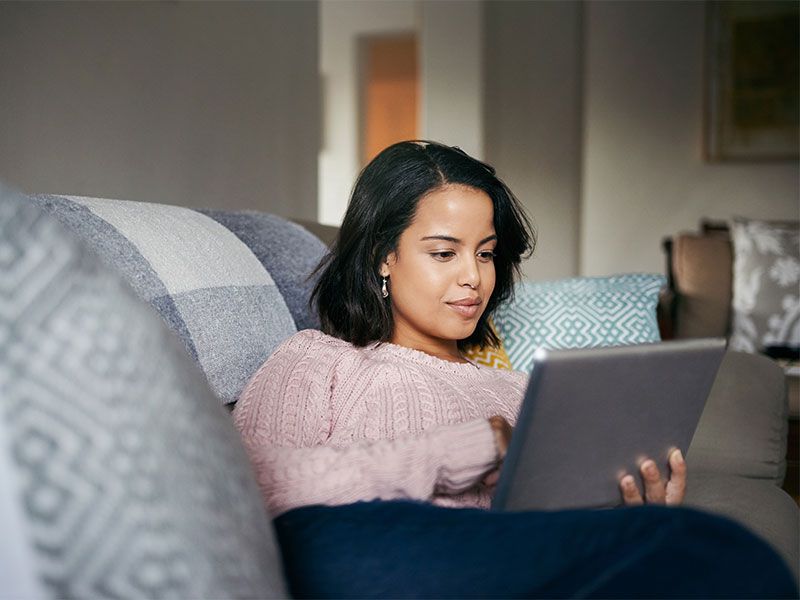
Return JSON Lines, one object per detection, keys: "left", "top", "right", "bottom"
{"left": 0, "top": 1, "right": 319, "bottom": 219}
{"left": 419, "top": 1, "right": 484, "bottom": 160}
{"left": 581, "top": 1, "right": 800, "bottom": 276}
{"left": 318, "top": 1, "right": 416, "bottom": 225}
{"left": 318, "top": 0, "right": 484, "bottom": 226}
{"left": 484, "top": 1, "right": 583, "bottom": 280}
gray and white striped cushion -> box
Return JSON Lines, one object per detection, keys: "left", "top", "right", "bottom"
{"left": 30, "top": 195, "right": 327, "bottom": 405}
{"left": 1, "top": 187, "right": 287, "bottom": 598}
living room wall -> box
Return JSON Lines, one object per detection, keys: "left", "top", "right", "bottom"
{"left": 0, "top": 1, "right": 319, "bottom": 220}
{"left": 318, "top": 0, "right": 483, "bottom": 226}
{"left": 484, "top": 1, "right": 583, "bottom": 281}
{"left": 580, "top": 1, "right": 799, "bottom": 277}
{"left": 485, "top": 0, "right": 798, "bottom": 281}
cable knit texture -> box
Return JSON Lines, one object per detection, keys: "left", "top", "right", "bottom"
{"left": 233, "top": 329, "right": 528, "bottom": 516}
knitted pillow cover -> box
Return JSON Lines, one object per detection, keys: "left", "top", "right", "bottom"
{"left": 729, "top": 218, "right": 800, "bottom": 354}
{"left": 0, "top": 187, "right": 287, "bottom": 598}
{"left": 493, "top": 274, "right": 666, "bottom": 373}
{"left": 29, "top": 195, "right": 318, "bottom": 404}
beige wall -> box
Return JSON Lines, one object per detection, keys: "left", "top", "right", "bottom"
{"left": 581, "top": 1, "right": 799, "bottom": 276}
{"left": 0, "top": 1, "right": 319, "bottom": 219}
{"left": 419, "top": 1, "right": 484, "bottom": 160}
{"left": 4, "top": 0, "right": 795, "bottom": 263}
{"left": 484, "top": 1, "right": 583, "bottom": 280}
{"left": 318, "top": 0, "right": 484, "bottom": 226}
{"left": 485, "top": 0, "right": 798, "bottom": 281}
{"left": 318, "top": 0, "right": 416, "bottom": 226}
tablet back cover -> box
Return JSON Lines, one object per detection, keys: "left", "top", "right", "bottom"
{"left": 492, "top": 339, "right": 726, "bottom": 511}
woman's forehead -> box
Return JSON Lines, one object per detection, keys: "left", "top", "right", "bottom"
{"left": 411, "top": 185, "right": 494, "bottom": 230}
{"left": 415, "top": 185, "right": 494, "bottom": 221}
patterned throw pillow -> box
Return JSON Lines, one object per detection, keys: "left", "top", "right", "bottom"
{"left": 29, "top": 195, "right": 322, "bottom": 404}
{"left": 463, "top": 318, "right": 513, "bottom": 369}
{"left": 1, "top": 187, "right": 287, "bottom": 598}
{"left": 729, "top": 218, "right": 800, "bottom": 354}
{"left": 493, "top": 274, "right": 666, "bottom": 372}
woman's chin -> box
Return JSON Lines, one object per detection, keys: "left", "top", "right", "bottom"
{"left": 437, "top": 322, "right": 480, "bottom": 343}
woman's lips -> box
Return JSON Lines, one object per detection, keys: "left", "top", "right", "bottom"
{"left": 446, "top": 300, "right": 482, "bottom": 318}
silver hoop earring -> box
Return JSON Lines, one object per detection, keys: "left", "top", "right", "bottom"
{"left": 381, "top": 276, "right": 389, "bottom": 298}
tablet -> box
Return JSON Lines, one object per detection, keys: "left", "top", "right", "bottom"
{"left": 491, "top": 338, "right": 726, "bottom": 512}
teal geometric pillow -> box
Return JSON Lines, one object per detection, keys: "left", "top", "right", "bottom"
{"left": 493, "top": 274, "right": 666, "bottom": 372}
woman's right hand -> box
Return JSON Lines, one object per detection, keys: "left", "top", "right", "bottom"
{"left": 488, "top": 415, "right": 513, "bottom": 459}
{"left": 483, "top": 415, "right": 513, "bottom": 487}
{"left": 618, "top": 448, "right": 687, "bottom": 506}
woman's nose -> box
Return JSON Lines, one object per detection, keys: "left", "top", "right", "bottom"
{"left": 459, "top": 258, "right": 480, "bottom": 289}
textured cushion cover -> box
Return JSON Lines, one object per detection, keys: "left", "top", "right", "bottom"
{"left": 729, "top": 218, "right": 800, "bottom": 353}
{"left": 30, "top": 195, "right": 301, "bottom": 404}
{"left": 463, "top": 318, "right": 512, "bottom": 369}
{"left": 199, "top": 209, "right": 327, "bottom": 331}
{"left": 0, "top": 188, "right": 287, "bottom": 597}
{"left": 494, "top": 274, "right": 665, "bottom": 372}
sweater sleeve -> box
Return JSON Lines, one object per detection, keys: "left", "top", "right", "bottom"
{"left": 232, "top": 331, "right": 499, "bottom": 516}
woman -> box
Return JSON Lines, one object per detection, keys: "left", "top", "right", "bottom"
{"left": 234, "top": 142, "right": 796, "bottom": 598}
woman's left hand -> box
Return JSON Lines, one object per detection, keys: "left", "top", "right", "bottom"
{"left": 619, "top": 448, "right": 687, "bottom": 506}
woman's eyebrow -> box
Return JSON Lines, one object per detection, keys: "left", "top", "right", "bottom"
{"left": 420, "top": 235, "right": 460, "bottom": 243}
{"left": 419, "top": 234, "right": 498, "bottom": 245}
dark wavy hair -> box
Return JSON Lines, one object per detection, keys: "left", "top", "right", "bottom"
{"left": 311, "top": 140, "right": 535, "bottom": 351}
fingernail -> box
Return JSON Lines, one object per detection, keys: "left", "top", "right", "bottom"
{"left": 622, "top": 475, "right": 635, "bottom": 488}
{"left": 643, "top": 460, "right": 656, "bottom": 475}
{"left": 674, "top": 449, "right": 684, "bottom": 464}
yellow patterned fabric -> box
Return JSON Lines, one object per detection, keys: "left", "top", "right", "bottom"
{"left": 464, "top": 318, "right": 512, "bottom": 370}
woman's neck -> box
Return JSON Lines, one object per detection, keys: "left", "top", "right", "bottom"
{"left": 389, "top": 330, "right": 467, "bottom": 364}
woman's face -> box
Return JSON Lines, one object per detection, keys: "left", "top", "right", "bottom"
{"left": 381, "top": 184, "right": 496, "bottom": 361}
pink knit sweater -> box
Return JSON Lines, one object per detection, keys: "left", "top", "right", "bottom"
{"left": 233, "top": 329, "right": 528, "bottom": 516}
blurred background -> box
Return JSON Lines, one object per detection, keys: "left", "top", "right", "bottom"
{"left": 0, "top": 0, "right": 797, "bottom": 280}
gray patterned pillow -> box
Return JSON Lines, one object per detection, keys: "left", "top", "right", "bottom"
{"left": 729, "top": 217, "right": 800, "bottom": 353}
{"left": 30, "top": 194, "right": 301, "bottom": 405}
{"left": 0, "top": 187, "right": 287, "bottom": 598}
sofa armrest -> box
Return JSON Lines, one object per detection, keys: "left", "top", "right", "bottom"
{"left": 290, "top": 218, "right": 339, "bottom": 247}
{"left": 688, "top": 351, "right": 788, "bottom": 485}
{"left": 685, "top": 472, "right": 799, "bottom": 582}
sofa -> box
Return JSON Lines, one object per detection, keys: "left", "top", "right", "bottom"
{"left": 1, "top": 188, "right": 797, "bottom": 598}
{"left": 661, "top": 221, "right": 800, "bottom": 502}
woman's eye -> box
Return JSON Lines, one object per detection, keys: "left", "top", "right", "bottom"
{"left": 431, "top": 251, "right": 456, "bottom": 261}
{"left": 478, "top": 250, "right": 496, "bottom": 262}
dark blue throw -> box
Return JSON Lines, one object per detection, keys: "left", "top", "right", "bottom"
{"left": 274, "top": 500, "right": 798, "bottom": 599}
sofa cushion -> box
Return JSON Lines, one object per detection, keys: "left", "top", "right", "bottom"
{"left": 463, "top": 318, "right": 513, "bottom": 369}
{"left": 1, "top": 186, "right": 287, "bottom": 598}
{"left": 30, "top": 195, "right": 298, "bottom": 404}
{"left": 199, "top": 209, "right": 327, "bottom": 331}
{"left": 671, "top": 232, "right": 733, "bottom": 338}
{"left": 493, "top": 274, "right": 665, "bottom": 372}
{"left": 729, "top": 217, "right": 800, "bottom": 354}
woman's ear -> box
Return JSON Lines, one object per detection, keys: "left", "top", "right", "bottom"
{"left": 380, "top": 252, "right": 397, "bottom": 277}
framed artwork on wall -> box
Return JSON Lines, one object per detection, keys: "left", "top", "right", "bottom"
{"left": 704, "top": 1, "right": 799, "bottom": 161}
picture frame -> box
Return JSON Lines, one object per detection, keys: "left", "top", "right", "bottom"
{"left": 704, "top": 1, "right": 799, "bottom": 162}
